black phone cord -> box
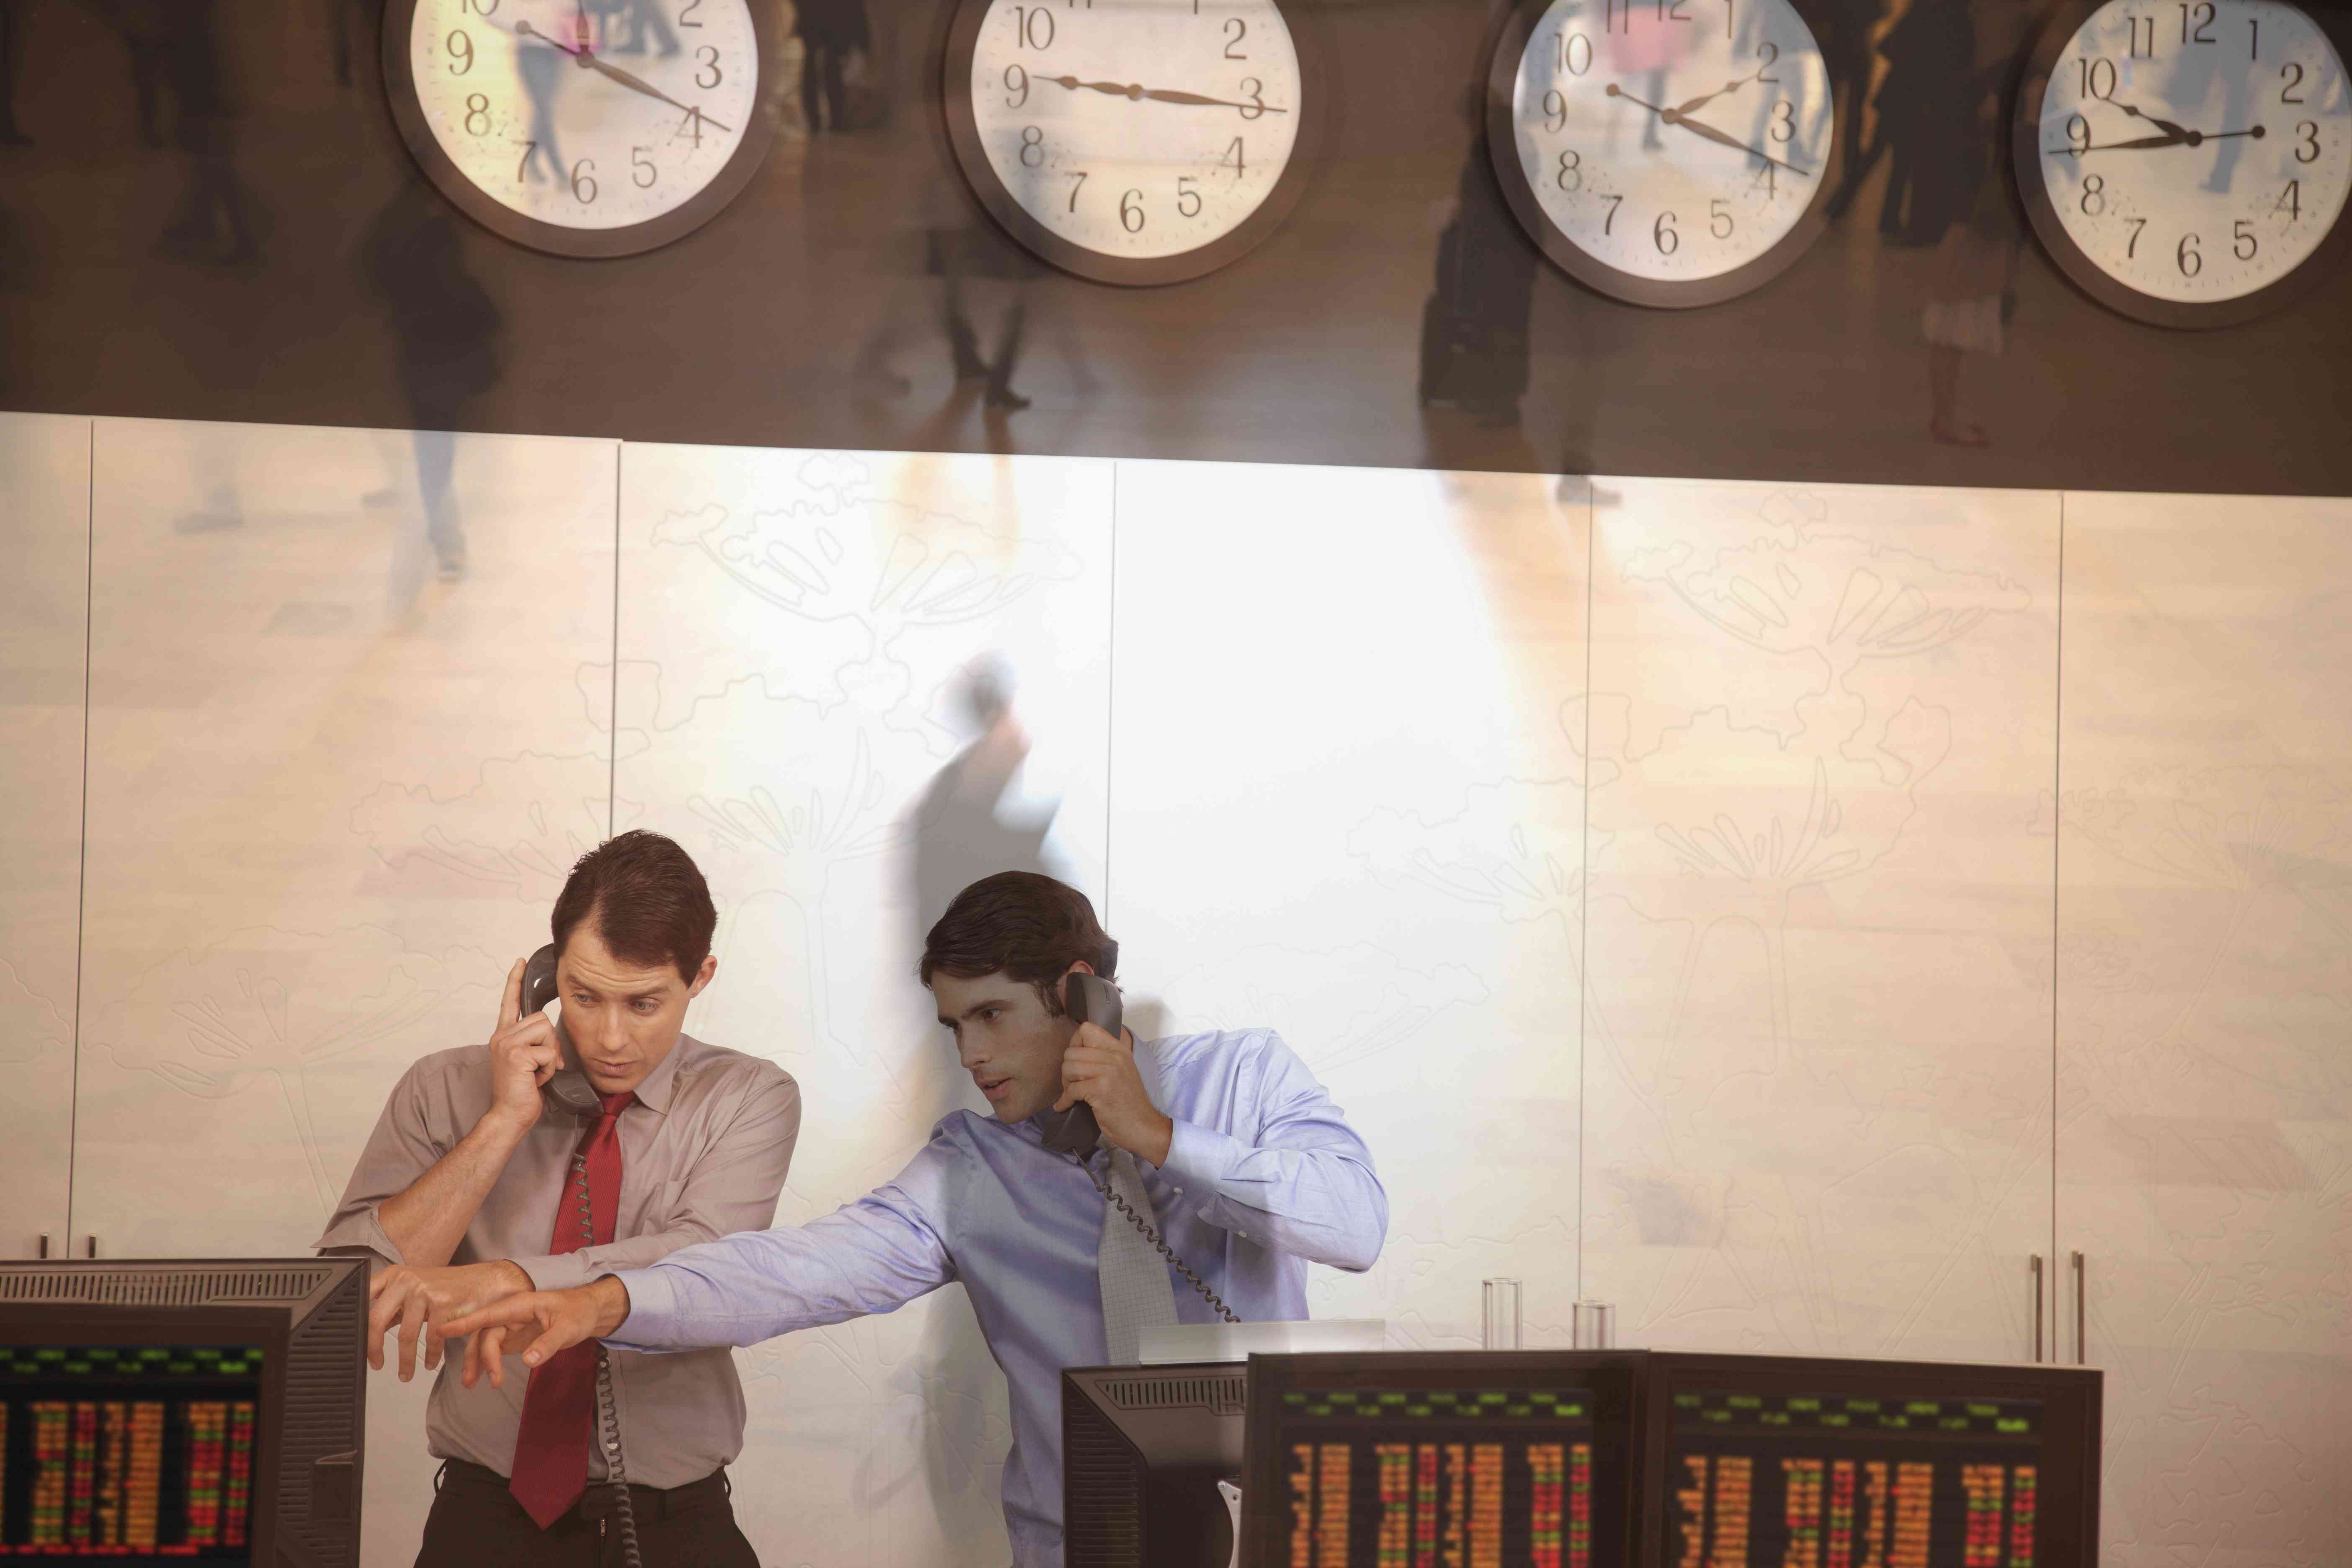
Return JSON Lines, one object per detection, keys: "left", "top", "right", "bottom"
{"left": 1075, "top": 1155, "right": 1242, "bottom": 1325}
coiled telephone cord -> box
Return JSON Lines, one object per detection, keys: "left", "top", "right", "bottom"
{"left": 1076, "top": 1155, "right": 1242, "bottom": 1325}
{"left": 573, "top": 1150, "right": 643, "bottom": 1568}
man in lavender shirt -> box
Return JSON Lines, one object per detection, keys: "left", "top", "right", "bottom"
{"left": 446, "top": 871, "right": 1389, "bottom": 1567}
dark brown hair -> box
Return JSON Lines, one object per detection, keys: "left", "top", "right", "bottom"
{"left": 919, "top": 871, "right": 1117, "bottom": 1014}
{"left": 551, "top": 830, "right": 718, "bottom": 983}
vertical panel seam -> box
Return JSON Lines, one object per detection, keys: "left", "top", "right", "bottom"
{"left": 2050, "top": 491, "right": 2066, "bottom": 1315}
{"left": 1104, "top": 462, "right": 1119, "bottom": 930}
{"left": 609, "top": 443, "right": 623, "bottom": 837}
{"left": 1576, "top": 477, "right": 1595, "bottom": 1305}
{"left": 66, "top": 418, "right": 95, "bottom": 1250}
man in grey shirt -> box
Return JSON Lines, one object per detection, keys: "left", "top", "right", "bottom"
{"left": 316, "top": 830, "right": 799, "bottom": 1567}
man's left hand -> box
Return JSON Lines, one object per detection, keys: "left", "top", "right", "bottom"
{"left": 367, "top": 1260, "right": 533, "bottom": 1381}
{"left": 1055, "top": 1023, "right": 1173, "bottom": 1165}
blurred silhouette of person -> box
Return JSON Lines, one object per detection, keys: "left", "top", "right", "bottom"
{"left": 796, "top": 0, "right": 870, "bottom": 133}
{"left": 0, "top": 0, "right": 31, "bottom": 145}
{"left": 516, "top": 27, "right": 569, "bottom": 186}
{"left": 1808, "top": 0, "right": 1887, "bottom": 213}
{"left": 2166, "top": 25, "right": 2254, "bottom": 194}
{"left": 95, "top": 0, "right": 259, "bottom": 266}
{"left": 325, "top": 0, "right": 366, "bottom": 87}
{"left": 1920, "top": 0, "right": 2034, "bottom": 446}
{"left": 1419, "top": 88, "right": 1536, "bottom": 431}
{"left": 361, "top": 178, "right": 505, "bottom": 600}
{"left": 591, "top": 0, "right": 681, "bottom": 57}
{"left": 908, "top": 660, "right": 1057, "bottom": 936}
{"left": 1843, "top": 0, "right": 1975, "bottom": 244}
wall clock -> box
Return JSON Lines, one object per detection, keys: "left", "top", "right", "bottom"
{"left": 384, "top": 0, "right": 776, "bottom": 258}
{"left": 941, "top": 0, "right": 1327, "bottom": 286}
{"left": 1485, "top": 0, "right": 1841, "bottom": 307}
{"left": 2016, "top": 0, "right": 2350, "bottom": 327}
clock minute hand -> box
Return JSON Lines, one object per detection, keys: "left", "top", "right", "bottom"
{"left": 1037, "top": 75, "right": 1289, "bottom": 113}
{"left": 1668, "top": 110, "right": 1813, "bottom": 174}
{"left": 518, "top": 21, "right": 735, "bottom": 132}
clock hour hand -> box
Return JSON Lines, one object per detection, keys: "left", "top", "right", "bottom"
{"left": 2106, "top": 98, "right": 2193, "bottom": 142}
{"left": 1669, "top": 68, "right": 1764, "bottom": 119}
{"left": 518, "top": 18, "right": 735, "bottom": 132}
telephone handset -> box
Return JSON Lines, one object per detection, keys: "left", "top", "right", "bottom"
{"left": 519, "top": 944, "right": 643, "bottom": 1565}
{"left": 1045, "top": 972, "right": 1241, "bottom": 1327}
{"left": 521, "top": 944, "right": 603, "bottom": 1120}
{"left": 1038, "top": 972, "right": 1119, "bottom": 1159}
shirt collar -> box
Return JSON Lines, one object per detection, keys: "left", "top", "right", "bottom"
{"left": 628, "top": 1032, "right": 700, "bottom": 1115}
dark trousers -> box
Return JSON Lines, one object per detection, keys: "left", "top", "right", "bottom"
{"left": 415, "top": 1460, "right": 758, "bottom": 1568}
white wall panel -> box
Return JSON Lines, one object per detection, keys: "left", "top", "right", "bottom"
{"left": 0, "top": 413, "right": 90, "bottom": 1259}
{"left": 68, "top": 418, "right": 619, "bottom": 1567}
{"left": 2057, "top": 490, "right": 2352, "bottom": 1568}
{"left": 615, "top": 443, "right": 1114, "bottom": 1567}
{"left": 1107, "top": 462, "right": 1591, "bottom": 1349}
{"left": 1581, "top": 477, "right": 2059, "bottom": 1363}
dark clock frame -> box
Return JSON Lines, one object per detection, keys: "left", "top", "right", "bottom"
{"left": 940, "top": 0, "right": 1331, "bottom": 287}
{"left": 382, "top": 0, "right": 780, "bottom": 259}
{"left": 1482, "top": 0, "right": 1850, "bottom": 308}
{"left": 2012, "top": 0, "right": 2352, "bottom": 330}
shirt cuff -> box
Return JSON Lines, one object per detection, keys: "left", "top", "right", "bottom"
{"left": 600, "top": 1266, "right": 682, "bottom": 1353}
{"left": 510, "top": 1253, "right": 598, "bottom": 1292}
{"left": 1159, "top": 1117, "right": 1247, "bottom": 1194}
{"left": 313, "top": 1206, "right": 405, "bottom": 1271}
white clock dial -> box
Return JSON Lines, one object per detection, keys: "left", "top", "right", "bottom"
{"left": 964, "top": 0, "right": 1305, "bottom": 261}
{"left": 2035, "top": 0, "right": 2349, "bottom": 304}
{"left": 1507, "top": 0, "right": 1834, "bottom": 286}
{"left": 406, "top": 0, "right": 761, "bottom": 232}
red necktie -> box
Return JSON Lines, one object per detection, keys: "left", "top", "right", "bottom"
{"left": 508, "top": 1090, "right": 633, "bottom": 1529}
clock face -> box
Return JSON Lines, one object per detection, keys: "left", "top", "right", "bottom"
{"left": 945, "top": 0, "right": 1321, "bottom": 284}
{"left": 386, "top": 0, "right": 773, "bottom": 257}
{"left": 2022, "top": 0, "right": 2350, "bottom": 322}
{"left": 1488, "top": 0, "right": 1838, "bottom": 305}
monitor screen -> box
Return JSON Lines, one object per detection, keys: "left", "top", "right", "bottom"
{"left": 0, "top": 1342, "right": 264, "bottom": 1559}
{"left": 1246, "top": 1352, "right": 1643, "bottom": 1568}
{"left": 1655, "top": 1360, "right": 2089, "bottom": 1568}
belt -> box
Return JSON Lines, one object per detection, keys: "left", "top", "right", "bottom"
{"left": 437, "top": 1458, "right": 732, "bottom": 1525}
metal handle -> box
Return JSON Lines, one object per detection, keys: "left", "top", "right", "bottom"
{"left": 2029, "top": 1253, "right": 2045, "bottom": 1363}
{"left": 37, "top": 1235, "right": 52, "bottom": 1260}
{"left": 2071, "top": 1251, "right": 2086, "bottom": 1366}
{"left": 82, "top": 1236, "right": 98, "bottom": 1260}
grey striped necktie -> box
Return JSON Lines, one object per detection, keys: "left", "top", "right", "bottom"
{"left": 1096, "top": 1148, "right": 1181, "bottom": 1366}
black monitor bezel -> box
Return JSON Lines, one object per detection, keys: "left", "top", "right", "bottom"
{"left": 1640, "top": 1352, "right": 2102, "bottom": 1568}
{"left": 0, "top": 1305, "right": 292, "bottom": 1565}
{"left": 1241, "top": 1350, "right": 1652, "bottom": 1568}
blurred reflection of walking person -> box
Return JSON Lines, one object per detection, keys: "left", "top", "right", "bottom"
{"left": 1418, "top": 90, "right": 1536, "bottom": 431}
{"left": 0, "top": 0, "right": 31, "bottom": 145}
{"left": 361, "top": 179, "right": 505, "bottom": 601}
{"left": 105, "top": 0, "right": 260, "bottom": 267}
{"left": 796, "top": 0, "right": 870, "bottom": 133}
{"left": 1920, "top": 0, "right": 2034, "bottom": 446}
{"left": 1845, "top": 0, "right": 1975, "bottom": 243}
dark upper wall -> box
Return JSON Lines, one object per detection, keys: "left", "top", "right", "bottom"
{"left": 0, "top": 0, "right": 2346, "bottom": 493}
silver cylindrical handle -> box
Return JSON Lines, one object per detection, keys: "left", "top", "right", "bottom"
{"left": 2071, "top": 1251, "right": 2086, "bottom": 1366}
{"left": 2029, "top": 1254, "right": 2045, "bottom": 1363}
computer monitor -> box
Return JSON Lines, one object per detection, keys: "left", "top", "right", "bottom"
{"left": 0, "top": 1258, "right": 368, "bottom": 1567}
{"left": 1644, "top": 1352, "right": 2101, "bottom": 1568}
{"left": 1240, "top": 1351, "right": 1649, "bottom": 1568}
{"left": 1064, "top": 1362, "right": 1250, "bottom": 1568}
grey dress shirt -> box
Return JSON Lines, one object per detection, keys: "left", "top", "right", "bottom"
{"left": 315, "top": 1032, "right": 800, "bottom": 1490}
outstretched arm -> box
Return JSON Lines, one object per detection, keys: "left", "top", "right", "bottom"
{"left": 443, "top": 1135, "right": 960, "bottom": 1377}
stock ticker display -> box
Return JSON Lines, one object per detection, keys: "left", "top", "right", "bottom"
{"left": 1666, "top": 1387, "right": 2044, "bottom": 1568}
{"left": 0, "top": 1345, "right": 260, "bottom": 1559}
{"left": 1277, "top": 1384, "right": 1612, "bottom": 1568}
